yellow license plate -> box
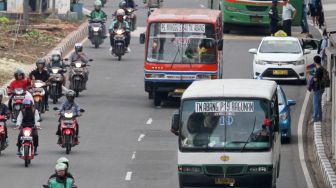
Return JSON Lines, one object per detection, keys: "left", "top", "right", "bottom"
{"left": 174, "top": 89, "right": 186, "bottom": 93}
{"left": 273, "top": 70, "right": 288, "bottom": 75}
{"left": 215, "top": 178, "right": 235, "bottom": 185}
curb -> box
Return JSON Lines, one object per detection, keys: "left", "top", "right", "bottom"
{"left": 0, "top": 16, "right": 89, "bottom": 101}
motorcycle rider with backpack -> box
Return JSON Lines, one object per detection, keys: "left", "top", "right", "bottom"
{"left": 56, "top": 90, "right": 81, "bottom": 144}
{"left": 47, "top": 163, "right": 76, "bottom": 188}
{"left": 0, "top": 91, "right": 9, "bottom": 146}
{"left": 49, "top": 157, "right": 76, "bottom": 183}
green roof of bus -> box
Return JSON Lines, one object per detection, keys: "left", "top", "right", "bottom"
{"left": 182, "top": 79, "right": 277, "bottom": 101}
{"left": 148, "top": 8, "right": 221, "bottom": 23}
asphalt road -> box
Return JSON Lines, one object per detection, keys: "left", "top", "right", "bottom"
{"left": 0, "top": 0, "right": 319, "bottom": 187}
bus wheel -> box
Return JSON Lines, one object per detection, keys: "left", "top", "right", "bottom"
{"left": 153, "top": 91, "right": 162, "bottom": 106}
{"left": 148, "top": 91, "right": 153, "bottom": 99}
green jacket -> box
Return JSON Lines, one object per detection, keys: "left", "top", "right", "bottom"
{"left": 48, "top": 177, "right": 74, "bottom": 188}
{"left": 90, "top": 10, "right": 107, "bottom": 20}
{"left": 109, "top": 20, "right": 130, "bottom": 32}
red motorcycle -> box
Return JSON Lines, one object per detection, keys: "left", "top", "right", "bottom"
{"left": 7, "top": 87, "right": 26, "bottom": 123}
{"left": 0, "top": 115, "right": 8, "bottom": 155}
{"left": 17, "top": 126, "right": 38, "bottom": 167}
{"left": 54, "top": 107, "right": 84, "bottom": 154}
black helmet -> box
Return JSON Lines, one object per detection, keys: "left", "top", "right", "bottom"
{"left": 66, "top": 90, "right": 76, "bottom": 102}
{"left": 74, "top": 43, "right": 83, "bottom": 53}
{"left": 14, "top": 68, "right": 25, "bottom": 80}
{"left": 36, "top": 58, "right": 46, "bottom": 67}
{"left": 119, "top": 0, "right": 127, "bottom": 8}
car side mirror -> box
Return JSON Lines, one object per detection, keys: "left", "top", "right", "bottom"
{"left": 80, "top": 109, "right": 85, "bottom": 113}
{"left": 248, "top": 48, "right": 257, "bottom": 54}
{"left": 53, "top": 107, "right": 59, "bottom": 111}
{"left": 140, "top": 33, "right": 146, "bottom": 44}
{"left": 287, "top": 99, "right": 296, "bottom": 106}
{"left": 304, "top": 49, "right": 311, "bottom": 54}
{"left": 217, "top": 39, "right": 223, "bottom": 51}
{"left": 171, "top": 111, "right": 180, "bottom": 136}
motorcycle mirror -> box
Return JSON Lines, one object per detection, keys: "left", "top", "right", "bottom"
{"left": 140, "top": 33, "right": 146, "bottom": 44}
{"left": 6, "top": 86, "right": 10, "bottom": 89}
{"left": 43, "top": 185, "right": 50, "bottom": 188}
{"left": 89, "top": 59, "right": 93, "bottom": 62}
{"left": 53, "top": 107, "right": 59, "bottom": 111}
{"left": 63, "top": 69, "right": 67, "bottom": 73}
{"left": 80, "top": 109, "right": 85, "bottom": 113}
{"left": 63, "top": 58, "right": 69, "bottom": 61}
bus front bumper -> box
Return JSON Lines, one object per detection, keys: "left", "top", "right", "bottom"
{"left": 179, "top": 173, "right": 272, "bottom": 187}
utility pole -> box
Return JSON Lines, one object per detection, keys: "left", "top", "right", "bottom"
{"left": 23, "top": 0, "right": 29, "bottom": 26}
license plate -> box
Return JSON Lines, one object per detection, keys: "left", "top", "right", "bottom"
{"left": 272, "top": 70, "right": 288, "bottom": 75}
{"left": 215, "top": 178, "right": 235, "bottom": 185}
{"left": 250, "top": 16, "right": 263, "bottom": 23}
{"left": 174, "top": 89, "right": 185, "bottom": 93}
{"left": 15, "top": 105, "right": 21, "bottom": 110}
{"left": 94, "top": 33, "right": 99, "bottom": 35}
{"left": 21, "top": 136, "right": 32, "bottom": 141}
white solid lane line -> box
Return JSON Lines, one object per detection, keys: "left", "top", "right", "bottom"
{"left": 297, "top": 91, "right": 314, "bottom": 188}
{"left": 138, "top": 134, "right": 145, "bottom": 142}
{"left": 131, "top": 151, "right": 136, "bottom": 160}
{"left": 125, "top": 171, "right": 133, "bottom": 181}
{"left": 146, "top": 118, "right": 153, "bottom": 125}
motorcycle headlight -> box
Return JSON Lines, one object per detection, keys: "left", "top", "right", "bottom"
{"left": 116, "top": 30, "right": 124, "bottom": 35}
{"left": 75, "top": 62, "right": 82, "bottom": 68}
{"left": 92, "top": 27, "right": 100, "bottom": 32}
{"left": 255, "top": 60, "right": 266, "bottom": 65}
{"left": 34, "top": 82, "right": 44, "bottom": 88}
{"left": 294, "top": 59, "right": 305, "bottom": 65}
{"left": 64, "top": 112, "right": 74, "bottom": 118}
{"left": 280, "top": 112, "right": 288, "bottom": 121}
{"left": 52, "top": 68, "right": 59, "bottom": 74}
{"left": 23, "top": 129, "right": 31, "bottom": 137}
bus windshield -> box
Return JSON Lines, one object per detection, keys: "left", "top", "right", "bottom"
{"left": 180, "top": 99, "right": 271, "bottom": 151}
{"left": 147, "top": 22, "right": 216, "bottom": 64}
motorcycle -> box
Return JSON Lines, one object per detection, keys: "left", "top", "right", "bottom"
{"left": 54, "top": 107, "right": 85, "bottom": 154}
{"left": 32, "top": 80, "right": 46, "bottom": 115}
{"left": 17, "top": 126, "right": 39, "bottom": 167}
{"left": 146, "top": 0, "right": 161, "bottom": 17}
{"left": 0, "top": 115, "right": 8, "bottom": 155}
{"left": 69, "top": 61, "right": 91, "bottom": 97}
{"left": 89, "top": 18, "right": 105, "bottom": 48}
{"left": 100, "top": 0, "right": 106, "bottom": 7}
{"left": 124, "top": 7, "right": 137, "bottom": 31}
{"left": 43, "top": 184, "right": 77, "bottom": 188}
{"left": 112, "top": 28, "right": 127, "bottom": 61}
{"left": 49, "top": 67, "right": 65, "bottom": 104}
{"left": 8, "top": 87, "right": 25, "bottom": 123}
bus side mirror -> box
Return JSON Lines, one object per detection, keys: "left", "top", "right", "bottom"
{"left": 171, "top": 111, "right": 180, "bottom": 136}
{"left": 140, "top": 33, "right": 146, "bottom": 44}
{"left": 217, "top": 39, "right": 223, "bottom": 51}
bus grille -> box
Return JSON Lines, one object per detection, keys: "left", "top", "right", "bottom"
{"left": 246, "top": 5, "right": 268, "bottom": 12}
{"left": 205, "top": 165, "right": 245, "bottom": 175}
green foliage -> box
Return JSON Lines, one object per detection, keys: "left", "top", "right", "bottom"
{"left": 0, "top": 16, "right": 9, "bottom": 25}
{"left": 23, "top": 29, "right": 55, "bottom": 44}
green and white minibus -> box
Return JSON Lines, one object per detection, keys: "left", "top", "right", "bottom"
{"left": 171, "top": 79, "right": 281, "bottom": 188}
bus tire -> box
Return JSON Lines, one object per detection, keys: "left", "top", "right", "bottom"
{"left": 178, "top": 179, "right": 185, "bottom": 188}
{"left": 153, "top": 91, "right": 162, "bottom": 106}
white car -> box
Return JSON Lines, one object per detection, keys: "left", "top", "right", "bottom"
{"left": 249, "top": 36, "right": 311, "bottom": 83}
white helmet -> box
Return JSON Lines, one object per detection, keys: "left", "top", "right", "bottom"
{"left": 116, "top": 9, "right": 125, "bottom": 16}
{"left": 55, "top": 163, "right": 67, "bottom": 172}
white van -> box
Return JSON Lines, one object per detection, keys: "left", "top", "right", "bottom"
{"left": 171, "top": 79, "right": 281, "bottom": 188}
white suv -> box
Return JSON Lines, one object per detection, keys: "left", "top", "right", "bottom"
{"left": 249, "top": 36, "right": 311, "bottom": 83}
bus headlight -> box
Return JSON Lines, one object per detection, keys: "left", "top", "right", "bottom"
{"left": 178, "top": 166, "right": 203, "bottom": 174}
{"left": 225, "top": 6, "right": 241, "bottom": 12}
{"left": 248, "top": 166, "right": 271, "bottom": 173}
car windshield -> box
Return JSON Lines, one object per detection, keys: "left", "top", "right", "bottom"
{"left": 180, "top": 99, "right": 271, "bottom": 151}
{"left": 259, "top": 40, "right": 302, "bottom": 54}
{"left": 147, "top": 22, "right": 216, "bottom": 64}
{"left": 277, "top": 87, "right": 286, "bottom": 106}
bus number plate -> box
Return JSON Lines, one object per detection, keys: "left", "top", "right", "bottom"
{"left": 215, "top": 178, "right": 235, "bottom": 185}
{"left": 250, "top": 16, "right": 263, "bottom": 23}
{"left": 273, "top": 70, "right": 288, "bottom": 75}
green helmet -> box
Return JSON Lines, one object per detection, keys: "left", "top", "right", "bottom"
{"left": 94, "top": 0, "right": 102, "bottom": 6}
{"left": 56, "top": 157, "right": 69, "bottom": 168}
{"left": 55, "top": 163, "right": 67, "bottom": 172}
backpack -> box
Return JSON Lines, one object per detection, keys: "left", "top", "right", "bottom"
{"left": 321, "top": 67, "right": 330, "bottom": 88}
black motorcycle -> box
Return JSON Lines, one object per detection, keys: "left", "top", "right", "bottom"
{"left": 69, "top": 61, "right": 91, "bottom": 97}
{"left": 48, "top": 67, "right": 65, "bottom": 104}
{"left": 112, "top": 28, "right": 127, "bottom": 61}
{"left": 89, "top": 18, "right": 105, "bottom": 48}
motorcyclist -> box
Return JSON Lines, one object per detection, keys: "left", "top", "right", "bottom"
{"left": 8, "top": 68, "right": 32, "bottom": 112}
{"left": 109, "top": 9, "right": 131, "bottom": 52}
{"left": 29, "top": 58, "right": 50, "bottom": 112}
{"left": 57, "top": 90, "right": 81, "bottom": 144}
{"left": 0, "top": 91, "right": 9, "bottom": 146}
{"left": 89, "top": 0, "right": 107, "bottom": 38}
{"left": 49, "top": 157, "right": 75, "bottom": 182}
{"left": 47, "top": 50, "right": 67, "bottom": 86}
{"left": 120, "top": 0, "right": 135, "bottom": 8}
{"left": 15, "top": 99, "right": 40, "bottom": 155}
{"left": 47, "top": 163, "right": 75, "bottom": 188}
{"left": 69, "top": 43, "right": 89, "bottom": 90}
{"left": 143, "top": 0, "right": 162, "bottom": 7}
